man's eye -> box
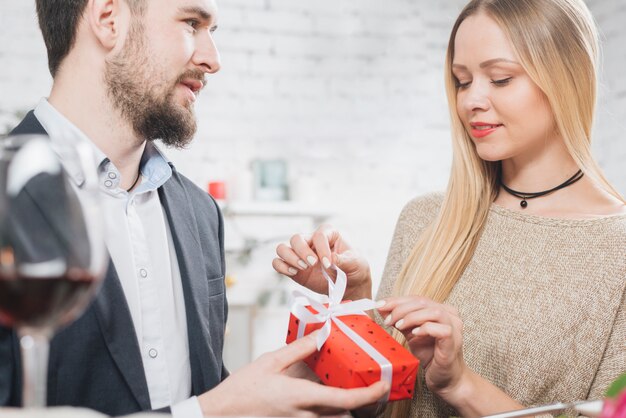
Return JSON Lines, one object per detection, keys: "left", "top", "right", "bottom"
{"left": 185, "top": 19, "right": 199, "bottom": 29}
{"left": 491, "top": 77, "right": 513, "bottom": 86}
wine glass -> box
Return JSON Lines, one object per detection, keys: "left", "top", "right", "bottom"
{"left": 0, "top": 134, "right": 107, "bottom": 408}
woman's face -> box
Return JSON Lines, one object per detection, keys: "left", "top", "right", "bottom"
{"left": 452, "top": 13, "right": 557, "bottom": 162}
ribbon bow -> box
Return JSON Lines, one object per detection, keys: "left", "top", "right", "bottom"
{"left": 291, "top": 264, "right": 377, "bottom": 349}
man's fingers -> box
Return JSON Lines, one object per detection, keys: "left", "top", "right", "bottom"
{"left": 301, "top": 380, "right": 389, "bottom": 412}
{"left": 269, "top": 332, "right": 320, "bottom": 370}
{"left": 284, "top": 360, "right": 321, "bottom": 381}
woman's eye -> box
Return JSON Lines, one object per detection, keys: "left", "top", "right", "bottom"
{"left": 491, "top": 77, "right": 513, "bottom": 86}
{"left": 456, "top": 81, "right": 472, "bottom": 89}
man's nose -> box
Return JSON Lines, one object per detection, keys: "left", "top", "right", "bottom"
{"left": 193, "top": 30, "right": 221, "bottom": 74}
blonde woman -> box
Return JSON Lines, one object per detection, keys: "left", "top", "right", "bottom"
{"left": 273, "top": 0, "right": 626, "bottom": 416}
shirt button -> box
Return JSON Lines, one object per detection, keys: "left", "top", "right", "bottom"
{"left": 148, "top": 348, "right": 158, "bottom": 358}
{"left": 104, "top": 180, "right": 113, "bottom": 188}
{"left": 139, "top": 268, "right": 148, "bottom": 278}
{"left": 108, "top": 172, "right": 117, "bottom": 179}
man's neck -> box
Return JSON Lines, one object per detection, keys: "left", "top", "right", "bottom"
{"left": 48, "top": 76, "right": 146, "bottom": 190}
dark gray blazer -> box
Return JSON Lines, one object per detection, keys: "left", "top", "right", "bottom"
{"left": 0, "top": 112, "right": 229, "bottom": 415}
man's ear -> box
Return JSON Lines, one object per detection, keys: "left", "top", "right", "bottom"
{"left": 85, "top": 0, "right": 124, "bottom": 50}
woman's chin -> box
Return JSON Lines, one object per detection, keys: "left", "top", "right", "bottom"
{"left": 474, "top": 145, "right": 510, "bottom": 163}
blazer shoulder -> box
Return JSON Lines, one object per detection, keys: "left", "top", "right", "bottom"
{"left": 9, "top": 111, "right": 46, "bottom": 136}
{"left": 173, "top": 171, "right": 221, "bottom": 215}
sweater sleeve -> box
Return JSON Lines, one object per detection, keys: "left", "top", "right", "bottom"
{"left": 587, "top": 281, "right": 626, "bottom": 400}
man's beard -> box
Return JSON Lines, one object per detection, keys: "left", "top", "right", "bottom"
{"left": 104, "top": 22, "right": 202, "bottom": 148}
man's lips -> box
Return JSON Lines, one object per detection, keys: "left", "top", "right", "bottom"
{"left": 180, "top": 79, "right": 204, "bottom": 94}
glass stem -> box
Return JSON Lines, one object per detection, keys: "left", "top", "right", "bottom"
{"left": 18, "top": 328, "right": 51, "bottom": 408}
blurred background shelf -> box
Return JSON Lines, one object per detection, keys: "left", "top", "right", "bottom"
{"left": 220, "top": 200, "right": 332, "bottom": 225}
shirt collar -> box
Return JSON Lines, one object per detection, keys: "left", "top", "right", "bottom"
{"left": 135, "top": 141, "right": 172, "bottom": 193}
{"left": 33, "top": 98, "right": 173, "bottom": 194}
{"left": 34, "top": 98, "right": 104, "bottom": 188}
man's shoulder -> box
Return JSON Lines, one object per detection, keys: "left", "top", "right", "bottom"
{"left": 9, "top": 111, "right": 45, "bottom": 136}
{"left": 170, "top": 170, "right": 220, "bottom": 212}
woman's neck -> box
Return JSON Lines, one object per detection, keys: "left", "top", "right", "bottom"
{"left": 494, "top": 150, "right": 625, "bottom": 218}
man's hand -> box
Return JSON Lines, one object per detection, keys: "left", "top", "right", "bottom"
{"left": 198, "top": 332, "right": 389, "bottom": 417}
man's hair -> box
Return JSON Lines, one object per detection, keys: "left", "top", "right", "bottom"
{"left": 35, "top": 0, "right": 145, "bottom": 77}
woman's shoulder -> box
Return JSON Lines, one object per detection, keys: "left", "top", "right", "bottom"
{"left": 389, "top": 192, "right": 445, "bottom": 244}
{"left": 398, "top": 191, "right": 444, "bottom": 224}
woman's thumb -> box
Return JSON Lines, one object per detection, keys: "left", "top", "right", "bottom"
{"left": 334, "top": 251, "right": 356, "bottom": 270}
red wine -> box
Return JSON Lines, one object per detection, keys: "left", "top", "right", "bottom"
{"left": 0, "top": 270, "right": 97, "bottom": 330}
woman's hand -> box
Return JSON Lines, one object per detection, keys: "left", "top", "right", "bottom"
{"left": 377, "top": 296, "right": 469, "bottom": 398}
{"left": 272, "top": 225, "right": 372, "bottom": 300}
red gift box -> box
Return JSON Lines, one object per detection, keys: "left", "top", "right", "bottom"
{"left": 286, "top": 302, "right": 419, "bottom": 402}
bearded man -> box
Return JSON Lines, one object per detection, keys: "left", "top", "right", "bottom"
{"left": 0, "top": 0, "right": 388, "bottom": 416}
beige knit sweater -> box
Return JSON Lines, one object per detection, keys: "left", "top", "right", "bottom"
{"left": 376, "top": 193, "right": 626, "bottom": 417}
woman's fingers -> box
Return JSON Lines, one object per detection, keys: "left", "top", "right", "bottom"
{"left": 274, "top": 227, "right": 353, "bottom": 276}
{"left": 311, "top": 226, "right": 344, "bottom": 269}
{"left": 411, "top": 321, "right": 453, "bottom": 340}
{"left": 272, "top": 257, "right": 299, "bottom": 277}
{"left": 391, "top": 306, "right": 454, "bottom": 333}
{"left": 377, "top": 298, "right": 463, "bottom": 354}
{"left": 276, "top": 243, "right": 309, "bottom": 271}
{"left": 377, "top": 295, "right": 431, "bottom": 314}
{"left": 379, "top": 297, "right": 440, "bottom": 326}
{"left": 290, "top": 233, "right": 319, "bottom": 267}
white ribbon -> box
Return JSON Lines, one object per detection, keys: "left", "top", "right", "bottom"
{"left": 291, "top": 265, "right": 392, "bottom": 401}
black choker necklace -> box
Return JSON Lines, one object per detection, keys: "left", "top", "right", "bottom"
{"left": 500, "top": 169, "right": 584, "bottom": 208}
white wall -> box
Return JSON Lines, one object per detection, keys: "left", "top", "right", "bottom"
{"left": 1, "top": 0, "right": 625, "bottom": 367}
{"left": 587, "top": 0, "right": 626, "bottom": 191}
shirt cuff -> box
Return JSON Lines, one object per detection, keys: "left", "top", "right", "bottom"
{"left": 171, "top": 396, "right": 203, "bottom": 418}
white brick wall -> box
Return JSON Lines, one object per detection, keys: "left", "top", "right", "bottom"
{"left": 587, "top": 0, "right": 626, "bottom": 196}
{"left": 0, "top": 0, "right": 624, "bottom": 295}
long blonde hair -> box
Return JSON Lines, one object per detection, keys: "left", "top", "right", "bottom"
{"left": 387, "top": 0, "right": 624, "bottom": 416}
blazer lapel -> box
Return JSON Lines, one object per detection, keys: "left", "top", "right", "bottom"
{"left": 158, "top": 173, "right": 215, "bottom": 395}
{"left": 93, "top": 262, "right": 151, "bottom": 410}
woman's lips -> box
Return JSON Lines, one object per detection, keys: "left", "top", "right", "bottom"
{"left": 470, "top": 123, "right": 503, "bottom": 138}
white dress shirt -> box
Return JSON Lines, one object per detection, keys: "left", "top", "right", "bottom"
{"left": 34, "top": 99, "right": 204, "bottom": 418}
